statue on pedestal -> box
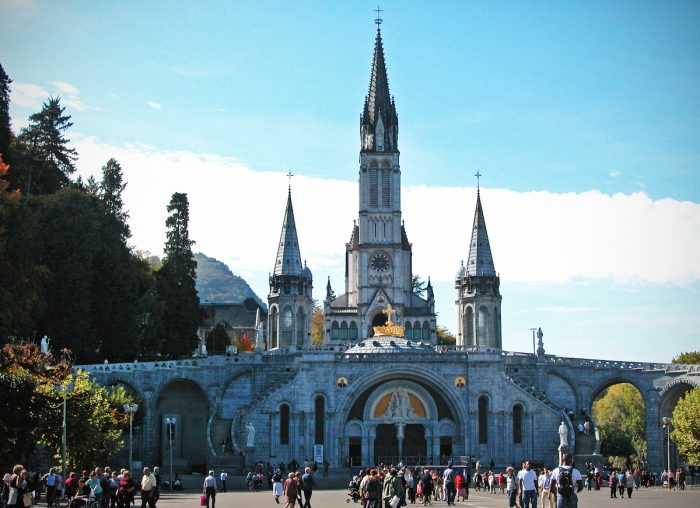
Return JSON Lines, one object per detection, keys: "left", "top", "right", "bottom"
{"left": 246, "top": 421, "right": 255, "bottom": 448}
{"left": 558, "top": 421, "right": 569, "bottom": 447}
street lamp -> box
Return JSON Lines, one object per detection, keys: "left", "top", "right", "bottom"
{"left": 123, "top": 404, "right": 139, "bottom": 474}
{"left": 662, "top": 416, "right": 672, "bottom": 482}
{"left": 164, "top": 417, "right": 176, "bottom": 489}
{"left": 55, "top": 376, "right": 74, "bottom": 496}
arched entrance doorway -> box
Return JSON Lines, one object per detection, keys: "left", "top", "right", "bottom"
{"left": 659, "top": 382, "right": 696, "bottom": 471}
{"left": 592, "top": 382, "right": 646, "bottom": 469}
{"left": 155, "top": 380, "right": 209, "bottom": 474}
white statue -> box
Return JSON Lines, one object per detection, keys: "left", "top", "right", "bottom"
{"left": 383, "top": 388, "right": 416, "bottom": 419}
{"left": 255, "top": 322, "right": 263, "bottom": 350}
{"left": 558, "top": 421, "right": 569, "bottom": 447}
{"left": 40, "top": 335, "right": 50, "bottom": 354}
{"left": 246, "top": 421, "right": 255, "bottom": 448}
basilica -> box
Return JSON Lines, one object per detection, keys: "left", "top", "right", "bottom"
{"left": 81, "top": 24, "right": 699, "bottom": 474}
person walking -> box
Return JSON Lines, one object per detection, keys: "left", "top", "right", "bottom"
{"left": 218, "top": 472, "right": 227, "bottom": 493}
{"left": 625, "top": 471, "right": 634, "bottom": 499}
{"left": 519, "top": 461, "right": 537, "bottom": 508}
{"left": 442, "top": 463, "right": 456, "bottom": 506}
{"left": 418, "top": 470, "right": 433, "bottom": 507}
{"left": 202, "top": 471, "right": 217, "bottom": 508}
{"left": 506, "top": 467, "right": 518, "bottom": 508}
{"left": 548, "top": 453, "right": 583, "bottom": 508}
{"left": 116, "top": 472, "right": 136, "bottom": 508}
{"left": 272, "top": 470, "right": 283, "bottom": 504}
{"left": 40, "top": 468, "right": 58, "bottom": 508}
{"left": 139, "top": 468, "right": 157, "bottom": 508}
{"left": 381, "top": 468, "right": 402, "bottom": 508}
{"left": 300, "top": 467, "right": 316, "bottom": 508}
{"left": 283, "top": 473, "right": 298, "bottom": 508}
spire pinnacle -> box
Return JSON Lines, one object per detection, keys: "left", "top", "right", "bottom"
{"left": 273, "top": 189, "right": 303, "bottom": 276}
{"left": 474, "top": 170, "right": 482, "bottom": 193}
{"left": 374, "top": 5, "right": 383, "bottom": 27}
{"left": 466, "top": 191, "right": 497, "bottom": 276}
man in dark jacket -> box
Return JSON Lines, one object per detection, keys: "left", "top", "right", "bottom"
{"left": 300, "top": 467, "right": 316, "bottom": 508}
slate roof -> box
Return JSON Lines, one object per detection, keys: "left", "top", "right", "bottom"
{"left": 345, "top": 335, "right": 436, "bottom": 354}
{"left": 466, "top": 192, "right": 497, "bottom": 276}
{"left": 273, "top": 189, "right": 303, "bottom": 277}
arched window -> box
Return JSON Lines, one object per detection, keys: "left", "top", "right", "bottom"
{"left": 513, "top": 404, "right": 523, "bottom": 444}
{"left": 340, "top": 321, "right": 349, "bottom": 340}
{"left": 405, "top": 321, "right": 413, "bottom": 340}
{"left": 381, "top": 169, "right": 390, "bottom": 208}
{"left": 314, "top": 396, "right": 325, "bottom": 445}
{"left": 296, "top": 308, "right": 305, "bottom": 346}
{"left": 280, "top": 404, "right": 290, "bottom": 445}
{"left": 270, "top": 307, "right": 279, "bottom": 349}
{"left": 422, "top": 321, "right": 430, "bottom": 340}
{"left": 281, "top": 307, "right": 293, "bottom": 346}
{"left": 477, "top": 306, "right": 489, "bottom": 346}
{"left": 370, "top": 165, "right": 378, "bottom": 208}
{"left": 478, "top": 395, "right": 489, "bottom": 444}
{"left": 465, "top": 307, "right": 474, "bottom": 345}
{"left": 331, "top": 321, "right": 340, "bottom": 340}
{"left": 349, "top": 322, "right": 358, "bottom": 340}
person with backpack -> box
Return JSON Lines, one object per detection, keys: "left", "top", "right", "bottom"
{"left": 41, "top": 468, "right": 58, "bottom": 508}
{"left": 300, "top": 467, "right": 316, "bottom": 508}
{"left": 548, "top": 454, "right": 583, "bottom": 508}
{"left": 363, "top": 470, "right": 380, "bottom": 508}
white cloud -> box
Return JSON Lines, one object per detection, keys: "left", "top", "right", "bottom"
{"left": 609, "top": 170, "right": 621, "bottom": 177}
{"left": 11, "top": 82, "right": 49, "bottom": 108}
{"left": 147, "top": 101, "right": 162, "bottom": 110}
{"left": 72, "top": 138, "right": 700, "bottom": 294}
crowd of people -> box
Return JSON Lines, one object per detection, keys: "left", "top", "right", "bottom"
{"left": 0, "top": 465, "right": 161, "bottom": 508}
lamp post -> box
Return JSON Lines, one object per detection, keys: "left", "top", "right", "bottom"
{"left": 662, "top": 416, "right": 672, "bottom": 482}
{"left": 164, "top": 417, "right": 176, "bottom": 489}
{"left": 123, "top": 404, "right": 139, "bottom": 473}
{"left": 55, "top": 377, "right": 74, "bottom": 496}
{"left": 530, "top": 328, "right": 537, "bottom": 355}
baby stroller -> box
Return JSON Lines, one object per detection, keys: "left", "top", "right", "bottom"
{"left": 346, "top": 479, "right": 360, "bottom": 503}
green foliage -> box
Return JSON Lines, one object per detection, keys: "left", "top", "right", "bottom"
{"left": 16, "top": 97, "right": 77, "bottom": 195}
{"left": 672, "top": 351, "right": 700, "bottom": 365}
{"left": 671, "top": 387, "right": 700, "bottom": 465}
{"left": 0, "top": 64, "right": 12, "bottom": 160}
{"left": 592, "top": 383, "right": 646, "bottom": 465}
{"left": 436, "top": 325, "right": 456, "bottom": 345}
{"left": 153, "top": 193, "right": 200, "bottom": 357}
{"left": 411, "top": 275, "right": 426, "bottom": 297}
{"left": 206, "top": 323, "right": 229, "bottom": 355}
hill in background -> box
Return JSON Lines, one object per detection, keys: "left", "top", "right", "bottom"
{"left": 195, "top": 253, "right": 266, "bottom": 310}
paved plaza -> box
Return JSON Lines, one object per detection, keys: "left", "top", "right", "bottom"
{"left": 148, "top": 487, "right": 699, "bottom": 508}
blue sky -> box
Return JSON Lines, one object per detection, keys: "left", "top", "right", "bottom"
{"left": 2, "top": 1, "right": 699, "bottom": 362}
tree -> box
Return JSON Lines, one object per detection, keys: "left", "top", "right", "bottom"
{"left": 234, "top": 331, "right": 254, "bottom": 353}
{"left": 311, "top": 301, "right": 324, "bottom": 345}
{"left": 99, "top": 158, "right": 130, "bottom": 241}
{"left": 15, "top": 97, "right": 77, "bottom": 195}
{"left": 206, "top": 323, "right": 229, "bottom": 355}
{"left": 671, "top": 387, "right": 700, "bottom": 465}
{"left": 0, "top": 63, "right": 12, "bottom": 161}
{"left": 411, "top": 275, "right": 426, "bottom": 297}
{"left": 672, "top": 351, "right": 700, "bottom": 365}
{"left": 436, "top": 325, "right": 456, "bottom": 345}
{"left": 154, "top": 193, "right": 200, "bottom": 357}
{"left": 592, "top": 383, "right": 646, "bottom": 465}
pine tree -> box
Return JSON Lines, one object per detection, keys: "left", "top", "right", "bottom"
{"left": 154, "top": 193, "right": 200, "bottom": 357}
{"left": 16, "top": 97, "right": 77, "bottom": 195}
{"left": 98, "top": 158, "right": 130, "bottom": 241}
{"left": 0, "top": 63, "right": 13, "bottom": 161}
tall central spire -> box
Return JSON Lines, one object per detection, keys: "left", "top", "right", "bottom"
{"left": 466, "top": 192, "right": 497, "bottom": 276}
{"left": 361, "top": 26, "right": 398, "bottom": 152}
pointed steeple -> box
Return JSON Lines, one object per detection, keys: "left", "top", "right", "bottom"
{"left": 466, "top": 191, "right": 497, "bottom": 276}
{"left": 273, "top": 189, "right": 303, "bottom": 276}
{"left": 361, "top": 27, "right": 399, "bottom": 152}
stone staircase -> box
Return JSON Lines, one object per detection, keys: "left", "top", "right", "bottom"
{"left": 504, "top": 373, "right": 562, "bottom": 413}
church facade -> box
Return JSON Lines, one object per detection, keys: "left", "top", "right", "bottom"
{"left": 80, "top": 25, "right": 699, "bottom": 474}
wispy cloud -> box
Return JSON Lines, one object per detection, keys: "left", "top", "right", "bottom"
{"left": 11, "top": 82, "right": 49, "bottom": 108}
{"left": 47, "top": 81, "right": 91, "bottom": 111}
{"left": 146, "top": 101, "right": 162, "bottom": 110}
{"left": 609, "top": 170, "right": 621, "bottom": 177}
{"left": 542, "top": 306, "right": 595, "bottom": 314}
{"left": 72, "top": 138, "right": 700, "bottom": 293}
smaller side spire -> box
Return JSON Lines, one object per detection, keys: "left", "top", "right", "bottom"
{"left": 273, "top": 189, "right": 303, "bottom": 276}
{"left": 466, "top": 192, "right": 497, "bottom": 276}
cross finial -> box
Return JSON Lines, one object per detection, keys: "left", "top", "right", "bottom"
{"left": 374, "top": 5, "right": 383, "bottom": 26}
{"left": 287, "top": 170, "right": 294, "bottom": 190}
{"left": 382, "top": 304, "right": 396, "bottom": 325}
{"left": 474, "top": 170, "right": 482, "bottom": 192}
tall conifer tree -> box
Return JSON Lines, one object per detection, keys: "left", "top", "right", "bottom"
{"left": 155, "top": 192, "right": 200, "bottom": 357}
{"left": 0, "top": 64, "right": 12, "bottom": 161}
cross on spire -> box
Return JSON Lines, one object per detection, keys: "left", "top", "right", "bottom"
{"left": 374, "top": 5, "right": 383, "bottom": 26}
{"left": 474, "top": 170, "right": 482, "bottom": 192}
{"left": 287, "top": 170, "right": 294, "bottom": 190}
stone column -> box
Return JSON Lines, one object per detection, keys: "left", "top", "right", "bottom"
{"left": 368, "top": 426, "right": 376, "bottom": 466}
{"left": 269, "top": 412, "right": 278, "bottom": 459}
{"left": 645, "top": 400, "right": 663, "bottom": 471}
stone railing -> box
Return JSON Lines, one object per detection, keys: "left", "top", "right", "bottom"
{"left": 75, "top": 354, "right": 260, "bottom": 373}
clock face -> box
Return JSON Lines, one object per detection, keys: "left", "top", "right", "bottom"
{"left": 370, "top": 253, "right": 390, "bottom": 272}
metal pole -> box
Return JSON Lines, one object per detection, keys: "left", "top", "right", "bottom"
{"left": 61, "top": 392, "right": 67, "bottom": 493}
{"left": 129, "top": 411, "right": 134, "bottom": 474}
{"left": 169, "top": 421, "right": 173, "bottom": 489}
{"left": 667, "top": 424, "right": 671, "bottom": 477}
